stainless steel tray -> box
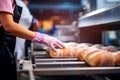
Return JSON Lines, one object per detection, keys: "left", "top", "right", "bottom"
{"left": 31, "top": 50, "right": 120, "bottom": 76}
{"left": 33, "top": 67, "right": 120, "bottom": 76}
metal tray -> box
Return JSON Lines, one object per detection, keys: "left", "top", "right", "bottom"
{"left": 31, "top": 50, "right": 120, "bottom": 76}
{"left": 33, "top": 67, "right": 120, "bottom": 76}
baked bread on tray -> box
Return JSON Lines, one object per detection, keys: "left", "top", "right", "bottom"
{"left": 48, "top": 42, "right": 119, "bottom": 67}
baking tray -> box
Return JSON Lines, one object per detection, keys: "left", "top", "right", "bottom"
{"left": 33, "top": 66, "right": 120, "bottom": 76}
{"left": 31, "top": 50, "right": 120, "bottom": 76}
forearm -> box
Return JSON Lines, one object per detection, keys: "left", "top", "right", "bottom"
{"left": 0, "top": 12, "right": 35, "bottom": 40}
{"left": 8, "top": 22, "right": 35, "bottom": 40}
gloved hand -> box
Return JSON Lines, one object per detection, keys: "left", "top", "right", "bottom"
{"left": 32, "top": 32, "right": 65, "bottom": 51}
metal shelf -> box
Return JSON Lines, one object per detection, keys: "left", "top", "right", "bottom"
{"left": 78, "top": 3, "right": 120, "bottom": 28}
{"left": 33, "top": 67, "right": 120, "bottom": 76}
{"left": 31, "top": 51, "right": 120, "bottom": 76}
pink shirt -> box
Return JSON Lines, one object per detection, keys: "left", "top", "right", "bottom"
{"left": 0, "top": 0, "right": 14, "bottom": 25}
{"left": 0, "top": 0, "right": 14, "bottom": 15}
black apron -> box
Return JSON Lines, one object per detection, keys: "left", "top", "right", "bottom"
{"left": 0, "top": 0, "right": 22, "bottom": 80}
{"left": 25, "top": 17, "right": 34, "bottom": 60}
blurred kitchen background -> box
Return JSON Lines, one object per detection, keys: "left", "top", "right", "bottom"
{"left": 28, "top": 0, "right": 120, "bottom": 25}
{"left": 26, "top": 0, "right": 120, "bottom": 44}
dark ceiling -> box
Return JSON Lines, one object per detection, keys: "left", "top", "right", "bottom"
{"left": 29, "top": 0, "right": 83, "bottom": 24}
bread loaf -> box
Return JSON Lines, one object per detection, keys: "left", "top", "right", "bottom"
{"left": 49, "top": 42, "right": 117, "bottom": 67}
{"left": 49, "top": 48, "right": 64, "bottom": 57}
{"left": 113, "top": 51, "right": 120, "bottom": 65}
{"left": 84, "top": 49, "right": 115, "bottom": 67}
{"left": 90, "top": 44, "right": 104, "bottom": 49}
{"left": 77, "top": 43, "right": 92, "bottom": 48}
{"left": 49, "top": 47, "right": 79, "bottom": 58}
{"left": 83, "top": 47, "right": 101, "bottom": 60}
{"left": 90, "top": 44, "right": 117, "bottom": 52}
{"left": 63, "top": 42, "right": 78, "bottom": 48}
{"left": 77, "top": 47, "right": 89, "bottom": 61}
{"left": 49, "top": 42, "right": 80, "bottom": 58}
{"left": 102, "top": 46, "right": 117, "bottom": 52}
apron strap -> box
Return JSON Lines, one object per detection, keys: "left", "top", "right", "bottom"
{"left": 13, "top": 0, "right": 22, "bottom": 23}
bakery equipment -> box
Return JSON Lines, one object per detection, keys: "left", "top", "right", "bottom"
{"left": 17, "top": 42, "right": 120, "bottom": 80}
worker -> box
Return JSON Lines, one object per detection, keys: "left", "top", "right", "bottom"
{"left": 49, "top": 24, "right": 58, "bottom": 35}
{"left": 0, "top": 0, "right": 64, "bottom": 80}
{"left": 38, "top": 25, "right": 47, "bottom": 34}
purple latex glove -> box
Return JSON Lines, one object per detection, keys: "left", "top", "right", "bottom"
{"left": 32, "top": 32, "right": 65, "bottom": 51}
